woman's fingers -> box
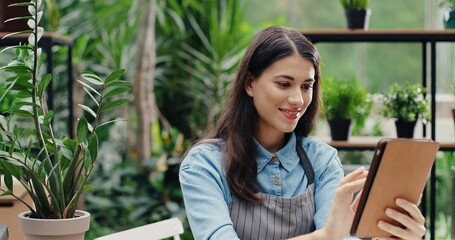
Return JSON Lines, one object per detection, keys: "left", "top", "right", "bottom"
{"left": 376, "top": 198, "right": 426, "bottom": 239}
{"left": 351, "top": 189, "right": 363, "bottom": 212}
{"left": 339, "top": 167, "right": 367, "bottom": 186}
{"left": 395, "top": 198, "right": 425, "bottom": 224}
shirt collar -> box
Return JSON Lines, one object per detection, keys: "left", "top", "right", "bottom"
{"left": 255, "top": 132, "right": 300, "bottom": 173}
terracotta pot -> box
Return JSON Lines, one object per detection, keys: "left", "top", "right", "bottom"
{"left": 18, "top": 210, "right": 90, "bottom": 240}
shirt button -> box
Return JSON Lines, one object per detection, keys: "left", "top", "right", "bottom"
{"left": 273, "top": 178, "right": 279, "bottom": 185}
{"left": 271, "top": 156, "right": 278, "bottom": 162}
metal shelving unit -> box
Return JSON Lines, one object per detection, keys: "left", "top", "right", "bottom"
{"left": 300, "top": 29, "right": 455, "bottom": 240}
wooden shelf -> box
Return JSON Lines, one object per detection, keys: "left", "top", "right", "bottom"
{"left": 316, "top": 136, "right": 455, "bottom": 151}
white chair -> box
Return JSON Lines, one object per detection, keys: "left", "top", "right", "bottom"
{"left": 95, "top": 217, "right": 184, "bottom": 240}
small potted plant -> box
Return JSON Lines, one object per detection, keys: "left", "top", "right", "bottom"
{"left": 439, "top": 0, "right": 455, "bottom": 28}
{"left": 339, "top": 0, "right": 371, "bottom": 29}
{"left": 322, "top": 77, "right": 371, "bottom": 141}
{"left": 381, "top": 82, "right": 430, "bottom": 138}
{"left": 0, "top": 1, "right": 131, "bottom": 239}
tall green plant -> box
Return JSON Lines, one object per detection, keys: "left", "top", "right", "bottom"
{"left": 0, "top": 0, "right": 131, "bottom": 219}
{"left": 339, "top": 0, "right": 368, "bottom": 10}
{"left": 176, "top": 0, "right": 253, "bottom": 137}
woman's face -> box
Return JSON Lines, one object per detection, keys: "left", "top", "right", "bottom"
{"left": 246, "top": 54, "right": 315, "bottom": 139}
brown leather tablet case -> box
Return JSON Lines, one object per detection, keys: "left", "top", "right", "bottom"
{"left": 350, "top": 138, "right": 440, "bottom": 238}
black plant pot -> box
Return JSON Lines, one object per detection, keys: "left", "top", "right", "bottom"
{"left": 395, "top": 119, "right": 417, "bottom": 138}
{"left": 328, "top": 119, "right": 352, "bottom": 141}
{"left": 344, "top": 9, "right": 371, "bottom": 30}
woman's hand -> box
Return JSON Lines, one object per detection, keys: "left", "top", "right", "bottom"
{"left": 320, "top": 167, "right": 368, "bottom": 239}
{"left": 375, "top": 198, "right": 426, "bottom": 240}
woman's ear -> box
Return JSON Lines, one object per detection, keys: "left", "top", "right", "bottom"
{"left": 245, "top": 73, "right": 254, "bottom": 97}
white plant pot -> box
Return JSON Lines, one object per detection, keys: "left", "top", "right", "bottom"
{"left": 18, "top": 210, "right": 90, "bottom": 240}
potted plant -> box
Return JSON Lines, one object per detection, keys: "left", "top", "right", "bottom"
{"left": 339, "top": 0, "right": 371, "bottom": 29}
{"left": 322, "top": 77, "right": 371, "bottom": 141}
{"left": 0, "top": 0, "right": 131, "bottom": 239}
{"left": 381, "top": 82, "right": 430, "bottom": 138}
{"left": 439, "top": 0, "right": 455, "bottom": 28}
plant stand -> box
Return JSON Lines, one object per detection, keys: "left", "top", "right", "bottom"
{"left": 18, "top": 210, "right": 90, "bottom": 240}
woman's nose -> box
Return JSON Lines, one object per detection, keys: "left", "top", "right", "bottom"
{"left": 288, "top": 89, "right": 304, "bottom": 106}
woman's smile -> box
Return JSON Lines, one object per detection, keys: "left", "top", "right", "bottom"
{"left": 279, "top": 108, "right": 302, "bottom": 120}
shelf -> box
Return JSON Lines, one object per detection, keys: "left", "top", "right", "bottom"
{"left": 316, "top": 136, "right": 455, "bottom": 151}
{"left": 299, "top": 29, "right": 455, "bottom": 42}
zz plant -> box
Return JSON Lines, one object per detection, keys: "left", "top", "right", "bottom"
{"left": 0, "top": 0, "right": 131, "bottom": 219}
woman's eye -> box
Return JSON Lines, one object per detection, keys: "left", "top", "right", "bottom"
{"left": 277, "top": 82, "right": 290, "bottom": 87}
{"left": 303, "top": 84, "right": 313, "bottom": 90}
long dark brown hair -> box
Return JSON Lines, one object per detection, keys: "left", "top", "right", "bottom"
{"left": 194, "top": 26, "right": 322, "bottom": 202}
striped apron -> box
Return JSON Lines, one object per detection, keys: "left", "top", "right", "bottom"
{"left": 229, "top": 141, "right": 315, "bottom": 240}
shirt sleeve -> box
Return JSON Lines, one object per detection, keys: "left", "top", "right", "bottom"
{"left": 311, "top": 144, "right": 345, "bottom": 230}
{"left": 179, "top": 147, "right": 240, "bottom": 240}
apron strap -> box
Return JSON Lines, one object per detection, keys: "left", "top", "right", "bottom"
{"left": 296, "top": 138, "right": 315, "bottom": 186}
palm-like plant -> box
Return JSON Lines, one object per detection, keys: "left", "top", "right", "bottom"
{"left": 0, "top": 0, "right": 130, "bottom": 219}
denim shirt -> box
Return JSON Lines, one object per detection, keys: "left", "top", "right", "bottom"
{"left": 179, "top": 133, "right": 349, "bottom": 240}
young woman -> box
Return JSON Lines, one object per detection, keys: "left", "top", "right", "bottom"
{"left": 179, "top": 26, "right": 426, "bottom": 240}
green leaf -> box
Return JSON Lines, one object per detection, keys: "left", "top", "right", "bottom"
{"left": 4, "top": 16, "right": 33, "bottom": 23}
{"left": 103, "top": 87, "right": 130, "bottom": 99}
{"left": 78, "top": 80, "right": 100, "bottom": 96}
{"left": 100, "top": 99, "right": 129, "bottom": 113}
{"left": 95, "top": 119, "right": 119, "bottom": 131}
{"left": 9, "top": 2, "right": 33, "bottom": 7}
{"left": 11, "top": 109, "right": 33, "bottom": 118}
{"left": 0, "top": 45, "right": 33, "bottom": 54}
{"left": 37, "top": 74, "right": 52, "bottom": 97}
{"left": 85, "top": 89, "right": 100, "bottom": 107}
{"left": 105, "top": 80, "right": 132, "bottom": 88}
{"left": 105, "top": 69, "right": 125, "bottom": 84}
{"left": 81, "top": 72, "right": 103, "bottom": 85}
{"left": 78, "top": 104, "right": 97, "bottom": 118}
{"left": 0, "top": 191, "right": 12, "bottom": 197}
{"left": 1, "top": 160, "right": 22, "bottom": 177}
{"left": 89, "top": 132, "right": 98, "bottom": 163}
{"left": 43, "top": 110, "right": 54, "bottom": 126}
{"left": 76, "top": 117, "right": 89, "bottom": 143}
{"left": 4, "top": 172, "right": 13, "bottom": 191}
{"left": 0, "top": 65, "right": 32, "bottom": 73}
{"left": 1, "top": 30, "right": 33, "bottom": 40}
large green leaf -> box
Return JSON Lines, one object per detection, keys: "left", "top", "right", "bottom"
{"left": 37, "top": 74, "right": 52, "bottom": 97}
{"left": 100, "top": 99, "right": 129, "bottom": 113}
{"left": 105, "top": 69, "right": 125, "bottom": 84}
{"left": 89, "top": 132, "right": 98, "bottom": 163}
{"left": 76, "top": 117, "right": 89, "bottom": 143}
{"left": 103, "top": 87, "right": 130, "bottom": 99}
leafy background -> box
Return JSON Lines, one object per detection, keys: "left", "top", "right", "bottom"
{"left": 1, "top": 0, "right": 454, "bottom": 239}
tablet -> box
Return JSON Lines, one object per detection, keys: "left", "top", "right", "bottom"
{"left": 350, "top": 138, "right": 440, "bottom": 238}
